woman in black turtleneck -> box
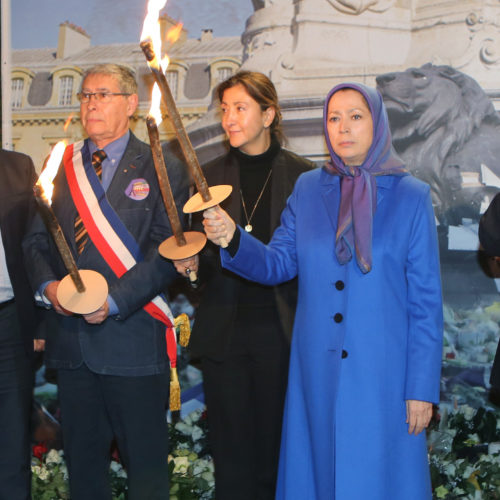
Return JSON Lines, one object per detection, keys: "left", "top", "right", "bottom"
{"left": 175, "top": 71, "right": 313, "bottom": 500}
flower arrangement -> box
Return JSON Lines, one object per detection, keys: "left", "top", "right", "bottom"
{"left": 31, "top": 409, "right": 214, "bottom": 500}
{"left": 168, "top": 409, "right": 215, "bottom": 500}
{"left": 31, "top": 447, "right": 69, "bottom": 500}
{"left": 32, "top": 401, "right": 500, "bottom": 500}
{"left": 31, "top": 446, "right": 127, "bottom": 500}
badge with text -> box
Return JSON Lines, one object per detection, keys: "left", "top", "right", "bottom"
{"left": 125, "top": 178, "right": 150, "bottom": 201}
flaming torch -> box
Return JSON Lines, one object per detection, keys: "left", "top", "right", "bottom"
{"left": 146, "top": 81, "right": 206, "bottom": 280}
{"left": 34, "top": 142, "right": 108, "bottom": 314}
{"left": 140, "top": 0, "right": 231, "bottom": 246}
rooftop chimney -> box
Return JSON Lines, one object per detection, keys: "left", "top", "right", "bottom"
{"left": 200, "top": 29, "right": 213, "bottom": 43}
{"left": 56, "top": 21, "right": 90, "bottom": 59}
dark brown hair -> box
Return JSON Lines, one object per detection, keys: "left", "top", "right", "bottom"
{"left": 216, "top": 71, "right": 284, "bottom": 144}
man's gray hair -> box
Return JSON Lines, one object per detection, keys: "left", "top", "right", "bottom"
{"left": 81, "top": 64, "right": 137, "bottom": 94}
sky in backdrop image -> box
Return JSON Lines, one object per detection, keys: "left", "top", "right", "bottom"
{"left": 11, "top": 0, "right": 252, "bottom": 49}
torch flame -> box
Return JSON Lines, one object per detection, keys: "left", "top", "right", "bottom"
{"left": 140, "top": 0, "right": 167, "bottom": 54}
{"left": 149, "top": 83, "right": 163, "bottom": 124}
{"left": 166, "top": 23, "right": 183, "bottom": 44}
{"left": 63, "top": 114, "right": 74, "bottom": 132}
{"left": 143, "top": 0, "right": 172, "bottom": 125}
{"left": 37, "top": 141, "right": 67, "bottom": 204}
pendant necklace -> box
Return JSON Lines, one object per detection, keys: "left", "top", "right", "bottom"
{"left": 240, "top": 169, "right": 273, "bottom": 233}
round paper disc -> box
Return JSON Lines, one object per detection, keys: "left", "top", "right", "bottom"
{"left": 159, "top": 231, "right": 207, "bottom": 260}
{"left": 183, "top": 185, "right": 233, "bottom": 213}
{"left": 57, "top": 269, "right": 109, "bottom": 315}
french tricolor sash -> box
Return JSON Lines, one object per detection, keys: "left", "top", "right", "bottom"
{"left": 63, "top": 141, "right": 178, "bottom": 369}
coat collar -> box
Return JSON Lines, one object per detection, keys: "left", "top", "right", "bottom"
{"left": 320, "top": 167, "right": 394, "bottom": 232}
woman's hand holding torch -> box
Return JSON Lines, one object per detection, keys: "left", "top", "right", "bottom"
{"left": 203, "top": 206, "right": 236, "bottom": 247}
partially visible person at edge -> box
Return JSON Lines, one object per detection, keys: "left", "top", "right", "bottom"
{"left": 0, "top": 148, "right": 43, "bottom": 500}
{"left": 23, "top": 63, "right": 189, "bottom": 500}
{"left": 479, "top": 193, "right": 500, "bottom": 393}
{"left": 174, "top": 71, "right": 314, "bottom": 500}
{"left": 202, "top": 82, "right": 443, "bottom": 500}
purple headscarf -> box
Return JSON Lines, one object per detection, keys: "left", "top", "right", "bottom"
{"left": 323, "top": 82, "right": 408, "bottom": 274}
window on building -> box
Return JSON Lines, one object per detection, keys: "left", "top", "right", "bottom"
{"left": 166, "top": 71, "right": 179, "bottom": 99}
{"left": 217, "top": 67, "right": 233, "bottom": 83}
{"left": 59, "top": 76, "right": 74, "bottom": 106}
{"left": 11, "top": 78, "right": 24, "bottom": 108}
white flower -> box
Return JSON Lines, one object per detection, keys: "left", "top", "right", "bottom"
{"left": 61, "top": 463, "right": 69, "bottom": 481}
{"left": 201, "top": 470, "right": 215, "bottom": 482}
{"left": 37, "top": 466, "right": 50, "bottom": 481}
{"left": 45, "top": 449, "right": 62, "bottom": 465}
{"left": 172, "top": 456, "right": 189, "bottom": 475}
{"left": 174, "top": 422, "right": 191, "bottom": 436}
{"left": 192, "top": 463, "right": 204, "bottom": 476}
{"left": 110, "top": 461, "right": 127, "bottom": 479}
{"left": 459, "top": 405, "right": 475, "bottom": 420}
{"left": 463, "top": 464, "right": 476, "bottom": 478}
{"left": 190, "top": 410, "right": 202, "bottom": 423}
{"left": 191, "top": 425, "right": 203, "bottom": 441}
{"left": 444, "top": 462, "right": 456, "bottom": 476}
{"left": 110, "top": 461, "right": 121, "bottom": 473}
{"left": 191, "top": 458, "right": 214, "bottom": 479}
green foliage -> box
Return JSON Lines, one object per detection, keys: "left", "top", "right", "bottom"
{"left": 429, "top": 406, "right": 500, "bottom": 499}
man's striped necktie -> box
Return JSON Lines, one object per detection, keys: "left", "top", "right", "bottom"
{"left": 74, "top": 149, "right": 107, "bottom": 255}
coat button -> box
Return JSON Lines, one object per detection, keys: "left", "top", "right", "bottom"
{"left": 335, "top": 280, "right": 345, "bottom": 290}
{"left": 342, "top": 349, "right": 348, "bottom": 358}
{"left": 333, "top": 313, "right": 343, "bottom": 323}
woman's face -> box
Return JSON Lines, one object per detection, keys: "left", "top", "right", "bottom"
{"left": 326, "top": 89, "right": 373, "bottom": 166}
{"left": 220, "top": 83, "right": 275, "bottom": 156}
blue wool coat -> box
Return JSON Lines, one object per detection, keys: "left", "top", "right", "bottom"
{"left": 221, "top": 167, "right": 443, "bottom": 500}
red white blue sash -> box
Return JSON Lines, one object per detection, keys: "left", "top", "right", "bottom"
{"left": 63, "top": 141, "right": 177, "bottom": 368}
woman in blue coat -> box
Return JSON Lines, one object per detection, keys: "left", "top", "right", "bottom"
{"left": 203, "top": 82, "right": 443, "bottom": 500}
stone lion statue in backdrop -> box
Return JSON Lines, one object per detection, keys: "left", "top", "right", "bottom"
{"left": 376, "top": 64, "right": 500, "bottom": 225}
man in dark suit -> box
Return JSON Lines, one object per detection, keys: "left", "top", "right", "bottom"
{"left": 0, "top": 149, "right": 41, "bottom": 500}
{"left": 23, "top": 64, "right": 188, "bottom": 500}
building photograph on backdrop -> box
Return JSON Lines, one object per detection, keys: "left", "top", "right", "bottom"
{"left": 4, "top": 0, "right": 500, "bottom": 498}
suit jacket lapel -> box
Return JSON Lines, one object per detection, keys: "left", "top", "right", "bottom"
{"left": 106, "top": 134, "right": 147, "bottom": 208}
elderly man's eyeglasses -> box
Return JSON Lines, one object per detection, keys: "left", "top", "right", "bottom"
{"left": 76, "top": 92, "right": 131, "bottom": 103}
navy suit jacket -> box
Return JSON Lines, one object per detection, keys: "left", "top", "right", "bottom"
{"left": 23, "top": 133, "right": 189, "bottom": 375}
{"left": 0, "top": 149, "right": 40, "bottom": 356}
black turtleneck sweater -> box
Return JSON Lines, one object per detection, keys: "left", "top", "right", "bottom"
{"left": 230, "top": 137, "right": 281, "bottom": 311}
